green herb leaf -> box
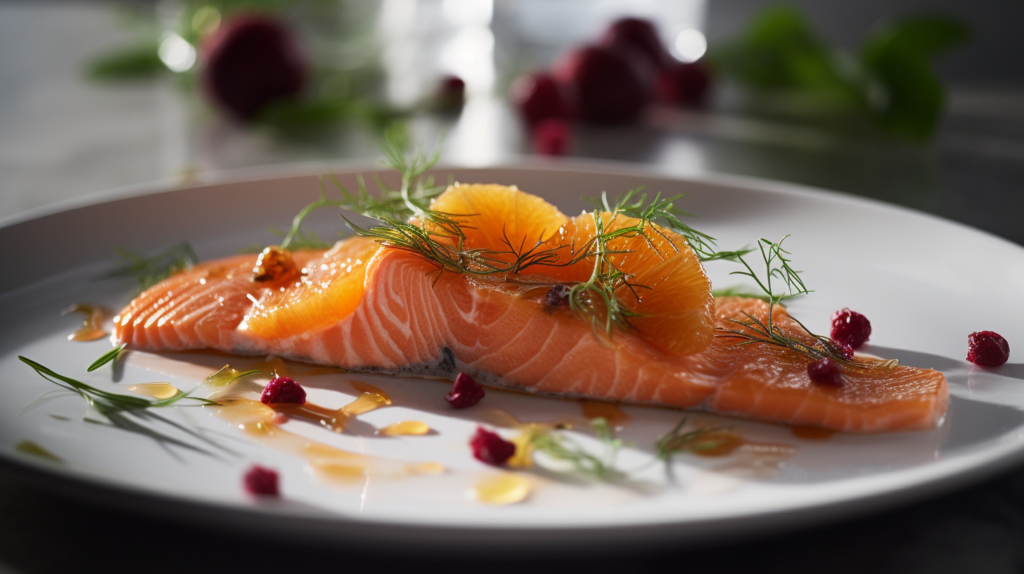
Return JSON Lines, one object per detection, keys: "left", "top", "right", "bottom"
{"left": 85, "top": 43, "right": 167, "bottom": 81}
{"left": 860, "top": 16, "right": 970, "bottom": 141}
{"left": 87, "top": 344, "right": 127, "bottom": 373}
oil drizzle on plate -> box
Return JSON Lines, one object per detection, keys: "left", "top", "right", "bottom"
{"left": 378, "top": 421, "right": 431, "bottom": 436}
{"left": 580, "top": 400, "right": 630, "bottom": 428}
{"left": 210, "top": 398, "right": 443, "bottom": 484}
{"left": 468, "top": 474, "right": 531, "bottom": 505}
{"left": 126, "top": 382, "right": 180, "bottom": 400}
{"left": 343, "top": 380, "right": 392, "bottom": 416}
{"left": 64, "top": 304, "right": 111, "bottom": 342}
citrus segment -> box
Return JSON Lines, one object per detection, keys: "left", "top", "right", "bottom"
{"left": 245, "top": 237, "right": 381, "bottom": 339}
{"left": 428, "top": 184, "right": 570, "bottom": 267}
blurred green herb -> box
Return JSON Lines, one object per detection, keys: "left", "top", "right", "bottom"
{"left": 529, "top": 417, "right": 624, "bottom": 481}
{"left": 85, "top": 42, "right": 166, "bottom": 81}
{"left": 711, "top": 6, "right": 969, "bottom": 142}
{"left": 104, "top": 242, "right": 198, "bottom": 292}
{"left": 84, "top": 1, "right": 400, "bottom": 130}
{"left": 654, "top": 418, "right": 737, "bottom": 460}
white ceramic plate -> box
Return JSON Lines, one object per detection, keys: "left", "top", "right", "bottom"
{"left": 2, "top": 163, "right": 1023, "bottom": 548}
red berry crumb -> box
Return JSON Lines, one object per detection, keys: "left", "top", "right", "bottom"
{"left": 967, "top": 331, "right": 1010, "bottom": 367}
{"left": 533, "top": 118, "right": 572, "bottom": 156}
{"left": 470, "top": 427, "right": 516, "bottom": 465}
{"left": 544, "top": 284, "right": 571, "bottom": 307}
{"left": 260, "top": 376, "right": 306, "bottom": 405}
{"left": 807, "top": 358, "right": 843, "bottom": 386}
{"left": 446, "top": 372, "right": 485, "bottom": 409}
{"left": 243, "top": 464, "right": 280, "bottom": 497}
{"left": 830, "top": 308, "right": 872, "bottom": 349}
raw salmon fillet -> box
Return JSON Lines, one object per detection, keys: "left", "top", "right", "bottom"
{"left": 113, "top": 240, "right": 948, "bottom": 432}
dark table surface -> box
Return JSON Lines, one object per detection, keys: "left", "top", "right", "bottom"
{"left": 3, "top": 5, "right": 1024, "bottom": 574}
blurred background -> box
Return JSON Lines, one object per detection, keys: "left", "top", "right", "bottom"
{"left": 1, "top": 0, "right": 1022, "bottom": 242}
{"left": 1, "top": 1, "right": 1024, "bottom": 572}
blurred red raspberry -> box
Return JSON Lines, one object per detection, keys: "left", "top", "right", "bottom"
{"left": 436, "top": 74, "right": 465, "bottom": 110}
{"left": 470, "top": 427, "right": 516, "bottom": 465}
{"left": 553, "top": 45, "right": 651, "bottom": 124}
{"left": 201, "top": 15, "right": 307, "bottom": 120}
{"left": 509, "top": 72, "right": 572, "bottom": 126}
{"left": 533, "top": 118, "right": 572, "bottom": 156}
{"left": 243, "top": 465, "right": 280, "bottom": 497}
{"left": 600, "top": 17, "right": 670, "bottom": 71}
{"left": 656, "top": 61, "right": 711, "bottom": 107}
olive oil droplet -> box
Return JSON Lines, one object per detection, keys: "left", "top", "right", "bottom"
{"left": 126, "top": 382, "right": 180, "bottom": 399}
{"left": 469, "top": 474, "right": 531, "bottom": 505}
{"left": 378, "top": 421, "right": 430, "bottom": 436}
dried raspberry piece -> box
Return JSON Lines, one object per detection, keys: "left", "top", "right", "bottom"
{"left": 260, "top": 376, "right": 306, "bottom": 405}
{"left": 243, "top": 464, "right": 280, "bottom": 497}
{"left": 807, "top": 358, "right": 842, "bottom": 387}
{"left": 967, "top": 331, "right": 1010, "bottom": 367}
{"left": 533, "top": 118, "right": 572, "bottom": 156}
{"left": 446, "top": 372, "right": 485, "bottom": 409}
{"left": 830, "top": 308, "right": 872, "bottom": 349}
{"left": 544, "top": 284, "right": 571, "bottom": 307}
{"left": 470, "top": 427, "right": 515, "bottom": 465}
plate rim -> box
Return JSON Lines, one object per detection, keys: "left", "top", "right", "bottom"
{"left": 3, "top": 160, "right": 1023, "bottom": 545}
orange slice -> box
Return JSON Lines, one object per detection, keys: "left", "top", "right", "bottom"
{"left": 245, "top": 237, "right": 381, "bottom": 339}
{"left": 427, "top": 183, "right": 569, "bottom": 268}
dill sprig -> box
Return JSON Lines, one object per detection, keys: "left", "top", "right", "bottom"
{"left": 19, "top": 354, "right": 215, "bottom": 411}
{"left": 654, "top": 418, "right": 736, "bottom": 460}
{"left": 104, "top": 242, "right": 198, "bottom": 292}
{"left": 529, "top": 418, "right": 624, "bottom": 481}
{"left": 716, "top": 237, "right": 894, "bottom": 369}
